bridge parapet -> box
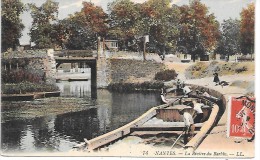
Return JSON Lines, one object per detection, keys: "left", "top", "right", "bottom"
{"left": 54, "top": 50, "right": 97, "bottom": 58}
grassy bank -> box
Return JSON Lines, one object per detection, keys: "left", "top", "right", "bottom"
{"left": 185, "top": 61, "right": 254, "bottom": 79}
{"left": 2, "top": 81, "right": 59, "bottom": 94}
{"left": 1, "top": 97, "right": 95, "bottom": 123}
{"left": 107, "top": 81, "right": 164, "bottom": 92}
{"left": 108, "top": 69, "right": 177, "bottom": 92}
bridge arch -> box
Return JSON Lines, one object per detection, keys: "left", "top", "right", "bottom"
{"left": 54, "top": 51, "right": 97, "bottom": 98}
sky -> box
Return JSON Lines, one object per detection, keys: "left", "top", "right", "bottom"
{"left": 19, "top": 0, "right": 255, "bottom": 45}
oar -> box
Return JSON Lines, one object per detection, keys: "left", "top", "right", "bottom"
{"left": 171, "top": 130, "right": 185, "bottom": 149}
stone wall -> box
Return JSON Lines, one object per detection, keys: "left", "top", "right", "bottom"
{"left": 26, "top": 49, "right": 56, "bottom": 84}
{"left": 108, "top": 59, "right": 164, "bottom": 83}
{"left": 97, "top": 57, "right": 110, "bottom": 88}
{"left": 2, "top": 49, "right": 56, "bottom": 84}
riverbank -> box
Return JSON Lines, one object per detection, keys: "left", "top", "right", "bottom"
{"left": 1, "top": 82, "right": 60, "bottom": 101}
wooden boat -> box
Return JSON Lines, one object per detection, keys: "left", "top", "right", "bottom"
{"left": 72, "top": 95, "right": 219, "bottom": 152}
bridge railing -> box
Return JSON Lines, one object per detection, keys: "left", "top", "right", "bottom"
{"left": 54, "top": 50, "right": 97, "bottom": 58}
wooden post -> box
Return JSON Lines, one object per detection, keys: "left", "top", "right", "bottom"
{"left": 143, "top": 40, "right": 146, "bottom": 61}
{"left": 90, "top": 61, "right": 97, "bottom": 99}
{"left": 97, "top": 37, "right": 101, "bottom": 59}
{"left": 143, "top": 35, "right": 149, "bottom": 61}
{"left": 103, "top": 38, "right": 105, "bottom": 53}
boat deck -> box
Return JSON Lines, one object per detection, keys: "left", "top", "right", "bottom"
{"left": 131, "top": 117, "right": 203, "bottom": 131}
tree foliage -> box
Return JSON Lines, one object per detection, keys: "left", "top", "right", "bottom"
{"left": 1, "top": 0, "right": 25, "bottom": 52}
{"left": 58, "top": 14, "right": 97, "bottom": 50}
{"left": 240, "top": 3, "right": 254, "bottom": 54}
{"left": 178, "top": 1, "right": 220, "bottom": 61}
{"left": 28, "top": 0, "right": 59, "bottom": 49}
{"left": 52, "top": 2, "right": 108, "bottom": 50}
{"left": 216, "top": 18, "right": 241, "bottom": 56}
{"left": 107, "top": 0, "right": 141, "bottom": 50}
{"left": 107, "top": 0, "right": 180, "bottom": 53}
{"left": 141, "top": 0, "right": 180, "bottom": 54}
{"left": 81, "top": 2, "right": 108, "bottom": 35}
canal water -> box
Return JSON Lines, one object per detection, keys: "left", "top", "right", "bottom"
{"left": 1, "top": 81, "right": 161, "bottom": 153}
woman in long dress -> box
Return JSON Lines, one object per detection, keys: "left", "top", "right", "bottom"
{"left": 213, "top": 73, "right": 220, "bottom": 85}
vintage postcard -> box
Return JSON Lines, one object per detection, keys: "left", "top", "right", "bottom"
{"left": 1, "top": 0, "right": 257, "bottom": 159}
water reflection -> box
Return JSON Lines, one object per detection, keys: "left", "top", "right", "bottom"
{"left": 1, "top": 120, "right": 27, "bottom": 152}
{"left": 56, "top": 81, "right": 91, "bottom": 98}
{"left": 109, "top": 91, "right": 161, "bottom": 129}
{"left": 1, "top": 81, "right": 161, "bottom": 153}
{"left": 54, "top": 108, "right": 100, "bottom": 141}
{"left": 1, "top": 116, "right": 80, "bottom": 153}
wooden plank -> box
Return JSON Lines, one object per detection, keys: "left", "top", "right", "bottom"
{"left": 1, "top": 94, "right": 35, "bottom": 101}
{"left": 130, "top": 123, "right": 203, "bottom": 132}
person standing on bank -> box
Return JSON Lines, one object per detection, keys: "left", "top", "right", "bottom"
{"left": 213, "top": 72, "right": 220, "bottom": 86}
{"left": 191, "top": 100, "right": 204, "bottom": 123}
{"left": 178, "top": 109, "right": 195, "bottom": 144}
{"left": 176, "top": 79, "right": 181, "bottom": 90}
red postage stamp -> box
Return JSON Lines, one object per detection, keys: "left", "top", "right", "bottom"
{"left": 228, "top": 96, "right": 255, "bottom": 139}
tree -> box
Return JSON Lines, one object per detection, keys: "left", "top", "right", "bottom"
{"left": 240, "top": 3, "right": 254, "bottom": 54}
{"left": 81, "top": 2, "right": 108, "bottom": 36}
{"left": 1, "top": 0, "right": 25, "bottom": 52}
{"left": 28, "top": 0, "right": 59, "bottom": 49}
{"left": 216, "top": 19, "right": 241, "bottom": 58}
{"left": 178, "top": 1, "right": 220, "bottom": 61}
{"left": 107, "top": 0, "right": 180, "bottom": 53}
{"left": 140, "top": 0, "right": 180, "bottom": 54}
{"left": 57, "top": 14, "right": 97, "bottom": 50}
{"left": 52, "top": 2, "right": 107, "bottom": 50}
{"left": 108, "top": 0, "right": 141, "bottom": 50}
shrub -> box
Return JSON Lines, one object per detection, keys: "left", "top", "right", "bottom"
{"left": 154, "top": 69, "right": 178, "bottom": 81}
{"left": 2, "top": 69, "right": 42, "bottom": 83}
{"left": 108, "top": 81, "right": 164, "bottom": 92}
{"left": 235, "top": 66, "right": 248, "bottom": 73}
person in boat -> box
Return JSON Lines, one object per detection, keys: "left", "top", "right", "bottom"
{"left": 174, "top": 79, "right": 183, "bottom": 95}
{"left": 178, "top": 109, "right": 195, "bottom": 144}
{"left": 182, "top": 86, "right": 192, "bottom": 97}
{"left": 196, "top": 88, "right": 219, "bottom": 101}
{"left": 213, "top": 72, "right": 220, "bottom": 86}
{"left": 161, "top": 88, "right": 166, "bottom": 95}
{"left": 191, "top": 100, "right": 204, "bottom": 123}
{"left": 160, "top": 88, "right": 169, "bottom": 104}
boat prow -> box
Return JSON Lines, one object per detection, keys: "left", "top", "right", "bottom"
{"left": 160, "top": 94, "right": 169, "bottom": 104}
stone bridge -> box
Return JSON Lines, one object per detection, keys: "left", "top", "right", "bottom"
{"left": 54, "top": 50, "right": 108, "bottom": 98}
